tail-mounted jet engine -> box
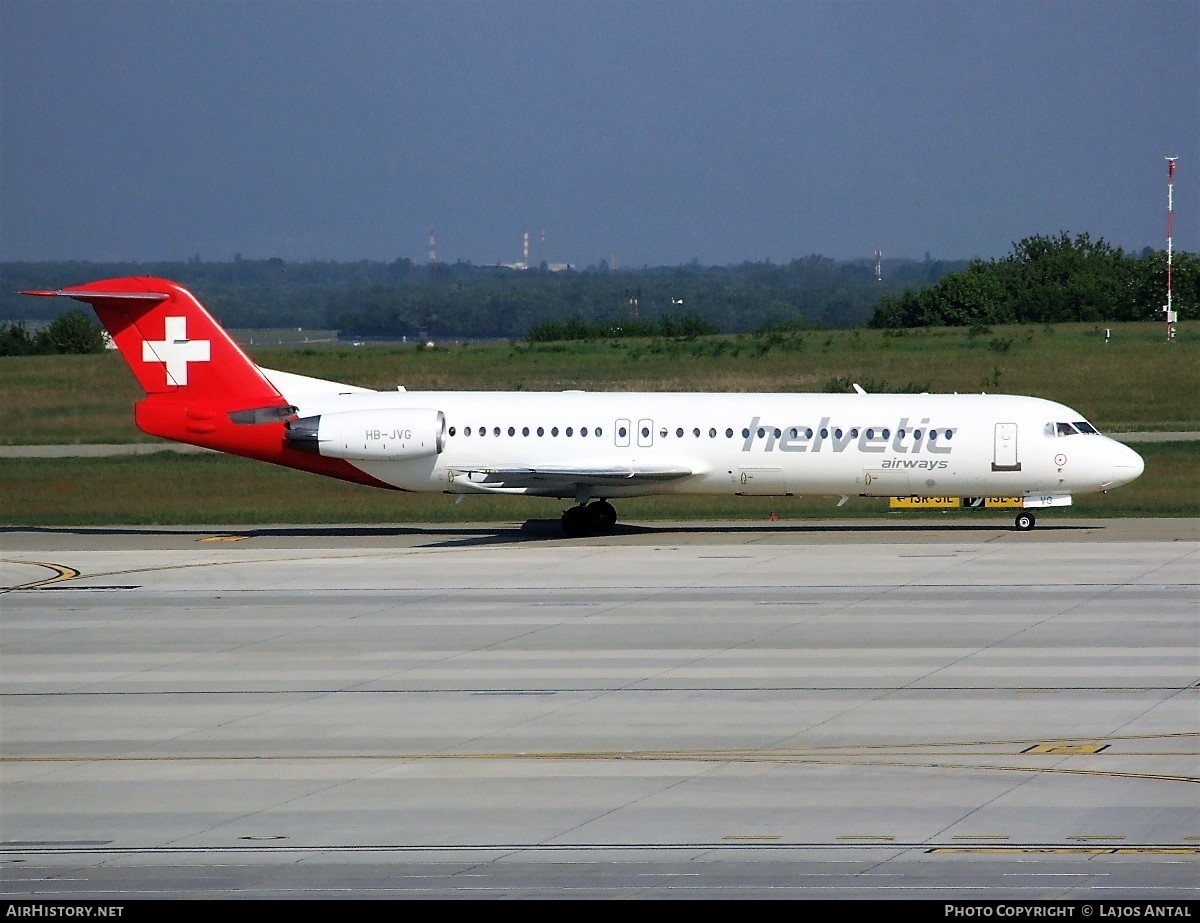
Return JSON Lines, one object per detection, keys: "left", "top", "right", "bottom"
{"left": 285, "top": 409, "right": 446, "bottom": 460}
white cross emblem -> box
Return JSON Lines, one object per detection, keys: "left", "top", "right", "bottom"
{"left": 142, "top": 316, "right": 211, "bottom": 386}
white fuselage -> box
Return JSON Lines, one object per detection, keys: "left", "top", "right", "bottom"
{"left": 275, "top": 386, "right": 1145, "bottom": 501}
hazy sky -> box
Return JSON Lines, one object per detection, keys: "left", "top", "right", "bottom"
{"left": 2, "top": 0, "right": 1196, "bottom": 267}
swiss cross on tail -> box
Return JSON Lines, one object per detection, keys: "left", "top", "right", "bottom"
{"left": 142, "top": 316, "right": 211, "bottom": 386}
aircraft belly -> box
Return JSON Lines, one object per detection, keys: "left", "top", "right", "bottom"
{"left": 861, "top": 467, "right": 912, "bottom": 496}
{"left": 734, "top": 466, "right": 789, "bottom": 496}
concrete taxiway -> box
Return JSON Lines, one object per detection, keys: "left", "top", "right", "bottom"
{"left": 1, "top": 518, "right": 1197, "bottom": 900}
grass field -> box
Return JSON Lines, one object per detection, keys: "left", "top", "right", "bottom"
{"left": 2, "top": 321, "right": 1198, "bottom": 446}
{"left": 1, "top": 321, "right": 1195, "bottom": 526}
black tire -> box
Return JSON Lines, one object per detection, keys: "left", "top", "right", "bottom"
{"left": 561, "top": 506, "right": 590, "bottom": 537}
{"left": 588, "top": 500, "right": 617, "bottom": 533}
{"left": 1014, "top": 511, "right": 1036, "bottom": 531}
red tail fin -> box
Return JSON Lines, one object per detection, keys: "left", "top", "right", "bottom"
{"left": 22, "top": 276, "right": 298, "bottom": 453}
{"left": 22, "top": 276, "right": 399, "bottom": 489}
{"left": 23, "top": 276, "right": 282, "bottom": 403}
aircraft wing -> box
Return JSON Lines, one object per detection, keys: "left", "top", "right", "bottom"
{"left": 450, "top": 463, "right": 696, "bottom": 492}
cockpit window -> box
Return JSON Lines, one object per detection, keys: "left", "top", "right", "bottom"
{"left": 1046, "top": 420, "right": 1101, "bottom": 437}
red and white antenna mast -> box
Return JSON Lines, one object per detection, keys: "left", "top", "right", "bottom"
{"left": 1164, "top": 157, "right": 1178, "bottom": 341}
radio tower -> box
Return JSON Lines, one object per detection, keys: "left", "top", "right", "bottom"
{"left": 1163, "top": 158, "right": 1179, "bottom": 341}
{"left": 428, "top": 228, "right": 437, "bottom": 265}
{"left": 874, "top": 249, "right": 882, "bottom": 283}
{"left": 522, "top": 231, "right": 529, "bottom": 269}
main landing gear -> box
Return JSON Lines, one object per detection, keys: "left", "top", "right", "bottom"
{"left": 1014, "top": 511, "right": 1036, "bottom": 532}
{"left": 561, "top": 500, "right": 617, "bottom": 537}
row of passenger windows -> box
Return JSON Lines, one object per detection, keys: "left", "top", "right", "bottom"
{"left": 448, "top": 424, "right": 956, "bottom": 441}
{"left": 452, "top": 424, "right": 605, "bottom": 438}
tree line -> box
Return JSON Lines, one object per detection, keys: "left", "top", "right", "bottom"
{"left": 1, "top": 234, "right": 1193, "bottom": 352}
{"left": 869, "top": 233, "right": 1196, "bottom": 328}
{"left": 0, "top": 254, "right": 965, "bottom": 338}
{"left": 0, "top": 311, "right": 108, "bottom": 356}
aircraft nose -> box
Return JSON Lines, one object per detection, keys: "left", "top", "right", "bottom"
{"left": 1106, "top": 440, "right": 1144, "bottom": 488}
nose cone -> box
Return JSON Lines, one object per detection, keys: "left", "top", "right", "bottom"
{"left": 1104, "top": 439, "right": 1144, "bottom": 489}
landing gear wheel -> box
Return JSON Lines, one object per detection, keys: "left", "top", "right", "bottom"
{"left": 1014, "top": 511, "right": 1036, "bottom": 532}
{"left": 561, "top": 505, "right": 590, "bottom": 537}
{"left": 561, "top": 501, "right": 619, "bottom": 536}
{"left": 588, "top": 500, "right": 617, "bottom": 533}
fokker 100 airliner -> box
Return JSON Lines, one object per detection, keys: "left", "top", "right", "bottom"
{"left": 24, "top": 277, "right": 1145, "bottom": 535}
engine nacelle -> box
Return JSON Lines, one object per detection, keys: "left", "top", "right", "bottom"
{"left": 285, "top": 409, "right": 446, "bottom": 460}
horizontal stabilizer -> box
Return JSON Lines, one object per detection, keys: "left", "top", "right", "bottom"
{"left": 21, "top": 288, "right": 169, "bottom": 304}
